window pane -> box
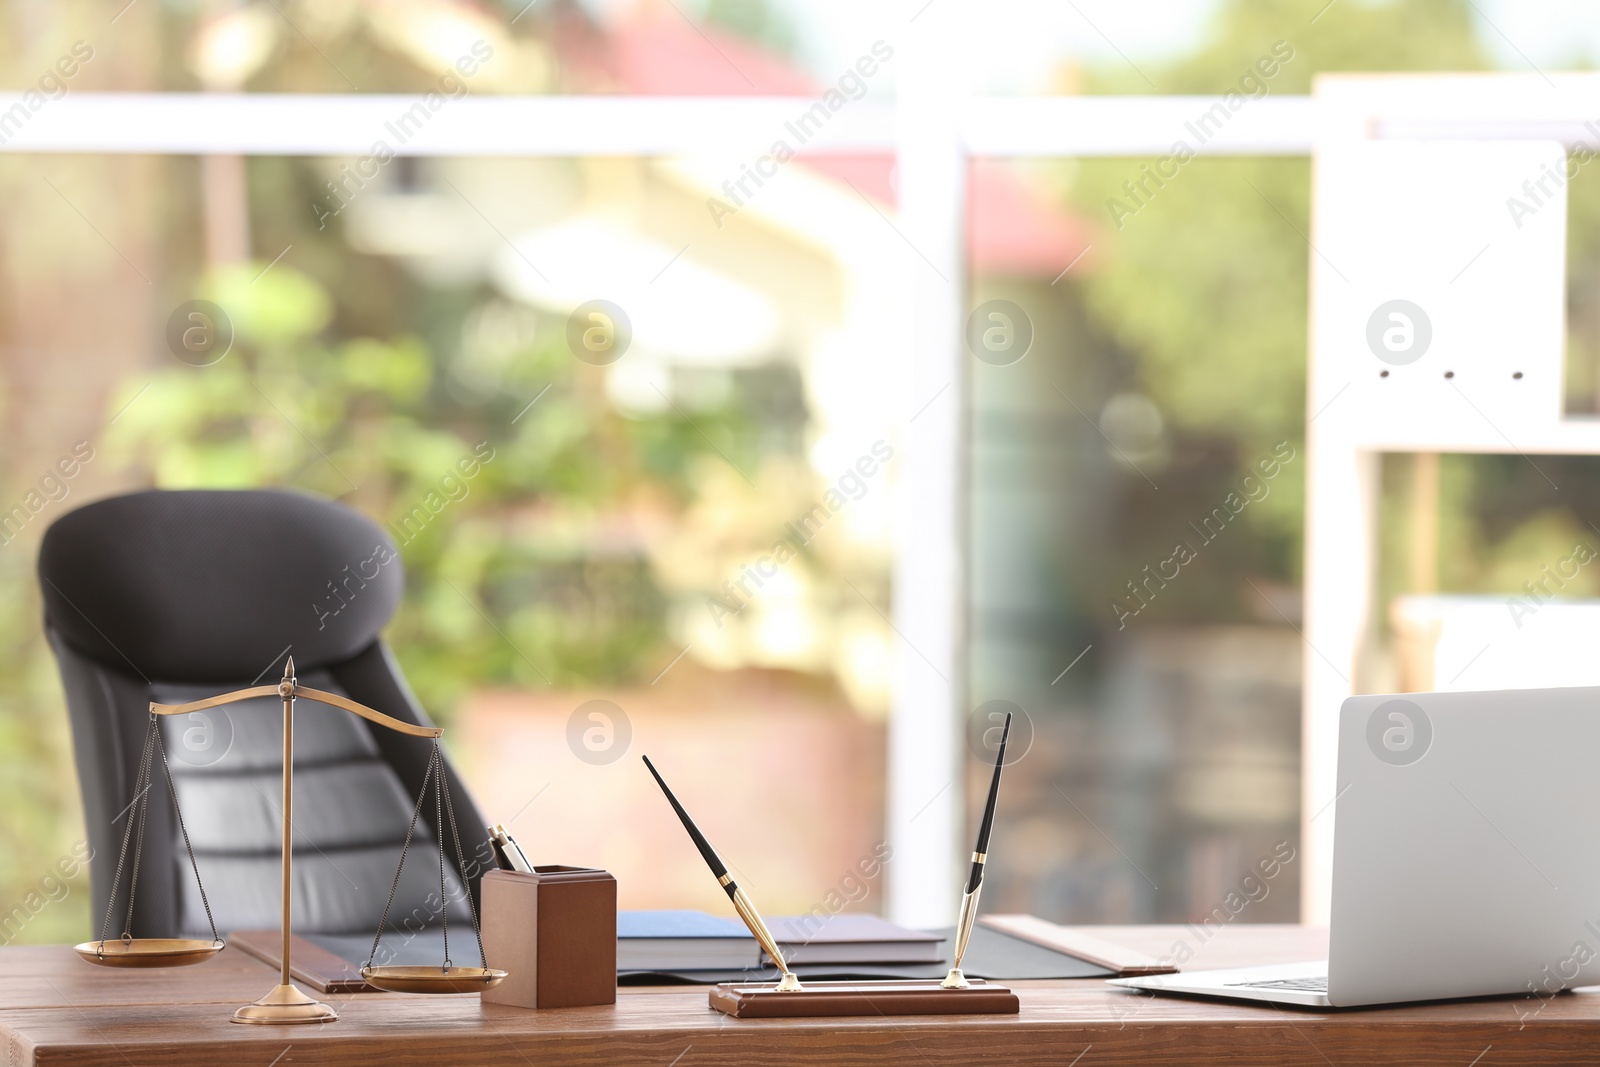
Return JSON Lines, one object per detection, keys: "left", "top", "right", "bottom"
{"left": 967, "top": 155, "right": 1305, "bottom": 923}
{"left": 0, "top": 148, "right": 903, "bottom": 935}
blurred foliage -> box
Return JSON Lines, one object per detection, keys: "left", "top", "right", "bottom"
{"left": 1095, "top": 0, "right": 1488, "bottom": 95}
{"left": 1376, "top": 452, "right": 1600, "bottom": 613}
{"left": 1062, "top": 0, "right": 1498, "bottom": 612}
{"left": 0, "top": 545, "right": 90, "bottom": 945}
{"left": 1072, "top": 0, "right": 1489, "bottom": 452}
{"left": 0, "top": 0, "right": 560, "bottom": 94}
{"left": 704, "top": 0, "right": 799, "bottom": 57}
{"left": 1564, "top": 162, "right": 1600, "bottom": 413}
{"left": 106, "top": 260, "right": 768, "bottom": 712}
{"left": 1041, "top": 0, "right": 1600, "bottom": 629}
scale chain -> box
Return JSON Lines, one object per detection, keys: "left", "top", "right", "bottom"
{"left": 432, "top": 743, "right": 450, "bottom": 970}
{"left": 98, "top": 714, "right": 157, "bottom": 949}
{"left": 366, "top": 741, "right": 437, "bottom": 970}
{"left": 95, "top": 712, "right": 222, "bottom": 950}
{"left": 122, "top": 716, "right": 159, "bottom": 939}
{"left": 153, "top": 717, "right": 221, "bottom": 945}
{"left": 364, "top": 739, "right": 489, "bottom": 979}
{"left": 437, "top": 746, "right": 487, "bottom": 973}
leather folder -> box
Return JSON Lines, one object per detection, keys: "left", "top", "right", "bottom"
{"left": 230, "top": 930, "right": 372, "bottom": 993}
{"left": 980, "top": 914, "right": 1179, "bottom": 976}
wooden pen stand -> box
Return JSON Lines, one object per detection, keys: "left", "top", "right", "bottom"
{"left": 710, "top": 979, "right": 1019, "bottom": 1019}
{"left": 480, "top": 867, "right": 617, "bottom": 1009}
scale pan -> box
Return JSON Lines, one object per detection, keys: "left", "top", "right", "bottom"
{"left": 360, "top": 965, "right": 507, "bottom": 994}
{"left": 74, "top": 938, "right": 224, "bottom": 968}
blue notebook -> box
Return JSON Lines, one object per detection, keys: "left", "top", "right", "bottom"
{"left": 617, "top": 910, "right": 947, "bottom": 971}
{"left": 617, "top": 910, "right": 758, "bottom": 970}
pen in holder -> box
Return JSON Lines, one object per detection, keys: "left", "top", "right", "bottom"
{"left": 642, "top": 755, "right": 802, "bottom": 992}
{"left": 943, "top": 711, "right": 1011, "bottom": 989}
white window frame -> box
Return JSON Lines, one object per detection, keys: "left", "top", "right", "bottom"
{"left": 22, "top": 70, "right": 1581, "bottom": 927}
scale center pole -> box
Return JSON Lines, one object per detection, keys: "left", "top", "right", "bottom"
{"left": 280, "top": 673, "right": 292, "bottom": 988}
{"left": 232, "top": 658, "right": 339, "bottom": 1025}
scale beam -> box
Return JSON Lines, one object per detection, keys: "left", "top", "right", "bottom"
{"left": 150, "top": 681, "right": 443, "bottom": 738}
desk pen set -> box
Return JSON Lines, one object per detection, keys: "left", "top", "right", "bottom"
{"left": 643, "top": 711, "right": 1020, "bottom": 1018}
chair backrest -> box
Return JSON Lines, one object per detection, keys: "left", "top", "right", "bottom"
{"left": 39, "top": 489, "right": 492, "bottom": 943}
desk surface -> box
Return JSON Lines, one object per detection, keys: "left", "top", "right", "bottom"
{"left": 2, "top": 924, "right": 1596, "bottom": 1066}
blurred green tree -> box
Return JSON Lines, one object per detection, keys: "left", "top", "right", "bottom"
{"left": 1067, "top": 0, "right": 1490, "bottom": 592}
{"left": 105, "top": 262, "right": 760, "bottom": 712}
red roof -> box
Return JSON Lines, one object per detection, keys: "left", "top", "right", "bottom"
{"left": 578, "top": 5, "right": 1093, "bottom": 276}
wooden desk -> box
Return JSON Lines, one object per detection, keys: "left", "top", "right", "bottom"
{"left": 3, "top": 925, "right": 1597, "bottom": 1066}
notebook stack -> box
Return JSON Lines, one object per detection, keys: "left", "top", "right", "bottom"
{"left": 617, "top": 910, "right": 944, "bottom": 972}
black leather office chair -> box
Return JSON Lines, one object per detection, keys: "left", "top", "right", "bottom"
{"left": 38, "top": 488, "right": 489, "bottom": 942}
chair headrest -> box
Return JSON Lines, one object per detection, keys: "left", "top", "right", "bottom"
{"left": 38, "top": 489, "right": 402, "bottom": 682}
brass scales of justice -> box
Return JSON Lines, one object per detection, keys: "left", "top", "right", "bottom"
{"left": 72, "top": 658, "right": 506, "bottom": 1024}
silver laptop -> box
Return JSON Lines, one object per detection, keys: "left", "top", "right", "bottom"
{"left": 1111, "top": 687, "right": 1600, "bottom": 1007}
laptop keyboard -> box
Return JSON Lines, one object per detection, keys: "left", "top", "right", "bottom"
{"left": 1224, "top": 976, "right": 1329, "bottom": 993}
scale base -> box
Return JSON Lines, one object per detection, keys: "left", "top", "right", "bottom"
{"left": 710, "top": 978, "right": 1019, "bottom": 1019}
{"left": 232, "top": 983, "right": 339, "bottom": 1025}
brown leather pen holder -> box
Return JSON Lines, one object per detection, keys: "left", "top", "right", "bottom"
{"left": 480, "top": 866, "right": 617, "bottom": 1009}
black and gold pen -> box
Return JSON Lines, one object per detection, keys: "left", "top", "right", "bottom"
{"left": 642, "top": 755, "right": 802, "bottom": 991}
{"left": 942, "top": 711, "right": 1011, "bottom": 989}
